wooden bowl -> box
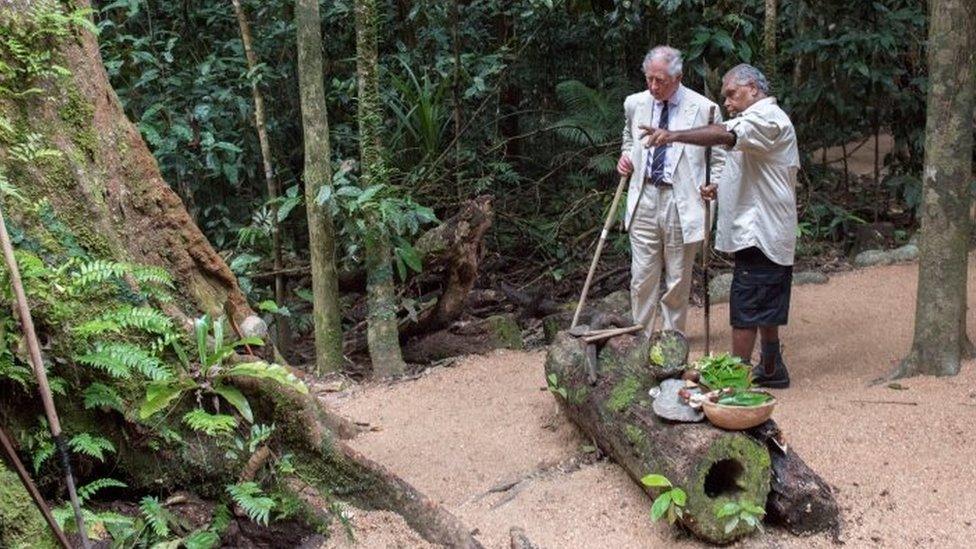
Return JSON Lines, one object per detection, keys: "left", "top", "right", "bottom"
{"left": 702, "top": 397, "right": 776, "bottom": 430}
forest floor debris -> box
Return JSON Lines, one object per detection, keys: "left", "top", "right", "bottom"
{"left": 324, "top": 260, "right": 976, "bottom": 548}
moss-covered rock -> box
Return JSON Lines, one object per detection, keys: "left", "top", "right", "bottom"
{"left": 0, "top": 463, "right": 57, "bottom": 549}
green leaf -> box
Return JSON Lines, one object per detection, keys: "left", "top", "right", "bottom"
{"left": 140, "top": 496, "right": 170, "bottom": 537}
{"left": 183, "top": 530, "right": 220, "bottom": 549}
{"left": 195, "top": 315, "right": 211, "bottom": 366}
{"left": 742, "top": 501, "right": 766, "bottom": 515}
{"left": 221, "top": 361, "right": 308, "bottom": 394}
{"left": 213, "top": 383, "right": 253, "bottom": 423}
{"left": 68, "top": 433, "right": 115, "bottom": 462}
{"left": 640, "top": 474, "right": 672, "bottom": 488}
{"left": 716, "top": 501, "right": 740, "bottom": 518}
{"left": 182, "top": 409, "right": 237, "bottom": 436}
{"left": 226, "top": 482, "right": 275, "bottom": 526}
{"left": 650, "top": 492, "right": 672, "bottom": 522}
{"left": 724, "top": 517, "right": 740, "bottom": 534}
{"left": 139, "top": 381, "right": 188, "bottom": 419}
{"left": 670, "top": 488, "right": 687, "bottom": 506}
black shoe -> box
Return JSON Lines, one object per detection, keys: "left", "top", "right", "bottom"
{"left": 752, "top": 341, "right": 791, "bottom": 389}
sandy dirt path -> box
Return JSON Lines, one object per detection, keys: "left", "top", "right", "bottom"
{"left": 325, "top": 260, "right": 976, "bottom": 548}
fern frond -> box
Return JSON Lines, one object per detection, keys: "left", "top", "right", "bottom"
{"left": 139, "top": 495, "right": 170, "bottom": 537}
{"left": 31, "top": 439, "right": 54, "bottom": 473}
{"left": 132, "top": 264, "right": 174, "bottom": 288}
{"left": 226, "top": 482, "right": 274, "bottom": 526}
{"left": 68, "top": 432, "right": 116, "bottom": 461}
{"left": 69, "top": 259, "right": 129, "bottom": 292}
{"left": 183, "top": 530, "right": 220, "bottom": 549}
{"left": 75, "top": 305, "right": 175, "bottom": 337}
{"left": 76, "top": 342, "right": 172, "bottom": 381}
{"left": 77, "top": 477, "right": 127, "bottom": 505}
{"left": 82, "top": 382, "right": 124, "bottom": 411}
{"left": 183, "top": 409, "right": 237, "bottom": 436}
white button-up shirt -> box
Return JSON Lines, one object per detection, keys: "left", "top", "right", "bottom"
{"left": 645, "top": 85, "right": 685, "bottom": 183}
{"left": 716, "top": 97, "right": 800, "bottom": 266}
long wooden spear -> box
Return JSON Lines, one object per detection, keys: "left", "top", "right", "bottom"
{"left": 0, "top": 206, "right": 90, "bottom": 548}
{"left": 703, "top": 106, "right": 716, "bottom": 355}
{"left": 571, "top": 175, "right": 628, "bottom": 329}
{"left": 0, "top": 424, "right": 72, "bottom": 548}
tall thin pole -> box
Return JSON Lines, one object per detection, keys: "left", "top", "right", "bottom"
{"left": 572, "top": 175, "right": 629, "bottom": 329}
{"left": 703, "top": 106, "right": 715, "bottom": 356}
{"left": 0, "top": 424, "right": 72, "bottom": 549}
{"left": 0, "top": 206, "right": 90, "bottom": 548}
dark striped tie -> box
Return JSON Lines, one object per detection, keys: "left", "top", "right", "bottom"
{"left": 649, "top": 100, "right": 669, "bottom": 186}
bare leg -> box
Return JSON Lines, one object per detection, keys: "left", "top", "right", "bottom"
{"left": 732, "top": 327, "right": 758, "bottom": 363}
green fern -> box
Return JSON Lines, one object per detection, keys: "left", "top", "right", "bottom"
{"left": 68, "top": 433, "right": 116, "bottom": 462}
{"left": 31, "top": 439, "right": 54, "bottom": 473}
{"left": 74, "top": 305, "right": 175, "bottom": 337}
{"left": 183, "top": 530, "right": 220, "bottom": 549}
{"left": 139, "top": 496, "right": 171, "bottom": 537}
{"left": 183, "top": 408, "right": 237, "bottom": 436}
{"left": 82, "top": 382, "right": 124, "bottom": 411}
{"left": 221, "top": 361, "right": 308, "bottom": 395}
{"left": 132, "top": 264, "right": 174, "bottom": 289}
{"left": 69, "top": 259, "right": 129, "bottom": 292}
{"left": 226, "top": 482, "right": 275, "bottom": 526}
{"left": 77, "top": 478, "right": 127, "bottom": 505}
{"left": 75, "top": 342, "right": 173, "bottom": 381}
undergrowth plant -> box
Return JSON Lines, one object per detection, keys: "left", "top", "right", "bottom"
{"left": 640, "top": 474, "right": 687, "bottom": 524}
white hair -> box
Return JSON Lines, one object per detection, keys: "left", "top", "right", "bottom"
{"left": 723, "top": 63, "right": 770, "bottom": 95}
{"left": 642, "top": 46, "right": 683, "bottom": 77}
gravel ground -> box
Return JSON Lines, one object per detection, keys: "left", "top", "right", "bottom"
{"left": 325, "top": 260, "right": 976, "bottom": 548}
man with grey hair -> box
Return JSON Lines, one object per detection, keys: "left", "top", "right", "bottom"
{"left": 617, "top": 46, "right": 725, "bottom": 338}
{"left": 641, "top": 63, "right": 799, "bottom": 388}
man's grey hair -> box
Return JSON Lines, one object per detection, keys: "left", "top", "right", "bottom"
{"left": 723, "top": 63, "right": 770, "bottom": 95}
{"left": 642, "top": 46, "right": 683, "bottom": 77}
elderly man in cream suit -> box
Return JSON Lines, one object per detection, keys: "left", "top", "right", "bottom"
{"left": 617, "top": 45, "right": 725, "bottom": 338}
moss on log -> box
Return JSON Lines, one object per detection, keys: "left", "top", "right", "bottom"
{"left": 545, "top": 331, "right": 771, "bottom": 543}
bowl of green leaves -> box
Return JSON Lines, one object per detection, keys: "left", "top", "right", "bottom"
{"left": 693, "top": 354, "right": 776, "bottom": 429}
{"left": 701, "top": 390, "right": 776, "bottom": 430}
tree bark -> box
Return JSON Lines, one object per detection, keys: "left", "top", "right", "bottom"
{"left": 545, "top": 332, "right": 772, "bottom": 544}
{"left": 544, "top": 331, "right": 839, "bottom": 543}
{"left": 0, "top": 4, "right": 482, "bottom": 545}
{"left": 895, "top": 0, "right": 975, "bottom": 378}
{"left": 230, "top": 0, "right": 289, "bottom": 351}
{"left": 763, "top": 0, "right": 778, "bottom": 75}
{"left": 355, "top": 0, "right": 407, "bottom": 377}
{"left": 296, "top": 0, "right": 344, "bottom": 374}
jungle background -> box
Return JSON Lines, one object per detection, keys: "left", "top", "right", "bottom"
{"left": 1, "top": 0, "right": 972, "bottom": 547}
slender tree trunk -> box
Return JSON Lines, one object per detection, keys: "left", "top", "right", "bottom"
{"left": 763, "top": 0, "right": 778, "bottom": 75}
{"left": 296, "top": 0, "right": 343, "bottom": 373}
{"left": 451, "top": 0, "right": 463, "bottom": 200}
{"left": 895, "top": 0, "right": 975, "bottom": 378}
{"left": 355, "top": 0, "right": 406, "bottom": 377}
{"left": 231, "top": 0, "right": 289, "bottom": 350}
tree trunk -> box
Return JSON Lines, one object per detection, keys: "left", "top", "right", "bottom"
{"left": 895, "top": 0, "right": 975, "bottom": 378}
{"left": 545, "top": 332, "right": 771, "bottom": 544}
{"left": 355, "top": 0, "right": 407, "bottom": 377}
{"left": 763, "top": 0, "right": 778, "bottom": 75}
{"left": 296, "top": 0, "right": 344, "bottom": 374}
{"left": 230, "top": 0, "right": 289, "bottom": 352}
{"left": 0, "top": 4, "right": 482, "bottom": 546}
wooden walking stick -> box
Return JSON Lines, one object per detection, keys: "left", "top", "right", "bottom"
{"left": 703, "top": 106, "right": 716, "bottom": 356}
{"left": 571, "top": 175, "right": 629, "bottom": 329}
{"left": 0, "top": 206, "right": 91, "bottom": 548}
{"left": 0, "top": 424, "right": 72, "bottom": 548}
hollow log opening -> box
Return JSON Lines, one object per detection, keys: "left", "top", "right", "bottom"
{"left": 704, "top": 458, "right": 745, "bottom": 498}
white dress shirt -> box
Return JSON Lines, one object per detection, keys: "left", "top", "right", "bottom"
{"left": 645, "top": 85, "right": 685, "bottom": 183}
{"left": 717, "top": 97, "right": 800, "bottom": 266}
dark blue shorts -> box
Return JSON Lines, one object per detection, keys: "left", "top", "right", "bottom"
{"left": 730, "top": 247, "right": 792, "bottom": 328}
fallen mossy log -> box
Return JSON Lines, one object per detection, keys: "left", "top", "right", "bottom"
{"left": 544, "top": 331, "right": 839, "bottom": 544}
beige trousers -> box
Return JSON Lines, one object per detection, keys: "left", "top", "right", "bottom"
{"left": 629, "top": 185, "right": 698, "bottom": 337}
